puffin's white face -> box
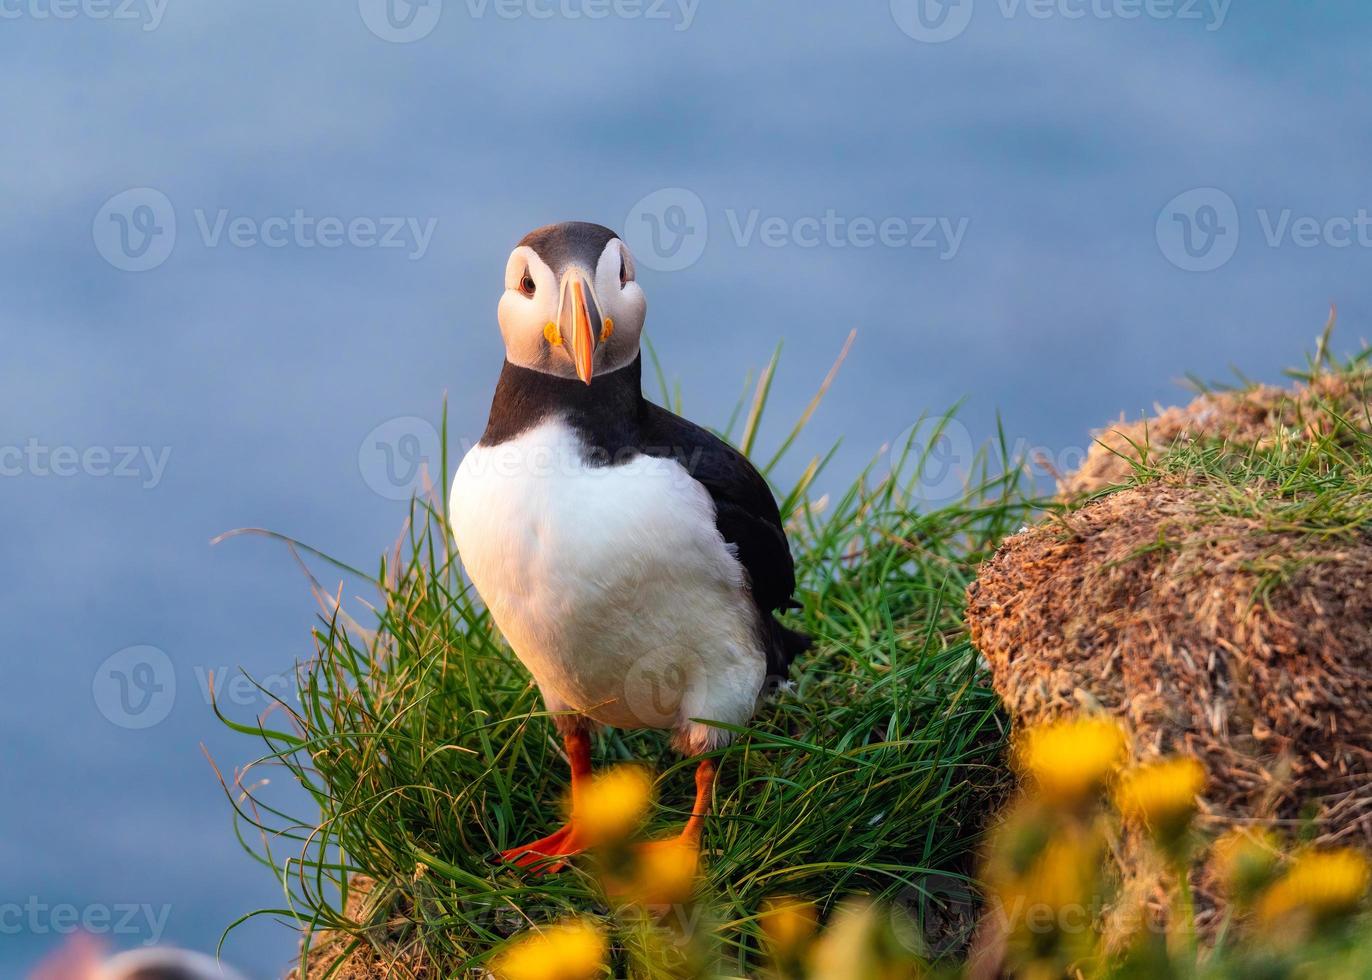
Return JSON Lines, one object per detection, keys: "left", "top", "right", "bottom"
{"left": 498, "top": 232, "right": 647, "bottom": 384}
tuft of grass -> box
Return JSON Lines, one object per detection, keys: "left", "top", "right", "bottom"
{"left": 1095, "top": 346, "right": 1372, "bottom": 602}
{"left": 1088, "top": 344, "right": 1372, "bottom": 524}
{"left": 213, "top": 348, "right": 1043, "bottom": 977}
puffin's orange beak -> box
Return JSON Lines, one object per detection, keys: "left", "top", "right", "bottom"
{"left": 557, "top": 269, "right": 602, "bottom": 385}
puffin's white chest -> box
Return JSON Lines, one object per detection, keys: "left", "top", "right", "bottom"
{"left": 448, "top": 419, "right": 764, "bottom": 746}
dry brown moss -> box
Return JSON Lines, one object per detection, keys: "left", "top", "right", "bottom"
{"left": 967, "top": 481, "right": 1372, "bottom": 851}
{"left": 1060, "top": 368, "right": 1371, "bottom": 497}
{"left": 966, "top": 356, "right": 1372, "bottom": 944}
{"left": 288, "top": 877, "right": 432, "bottom": 980}
{"left": 968, "top": 464, "right": 1372, "bottom": 941}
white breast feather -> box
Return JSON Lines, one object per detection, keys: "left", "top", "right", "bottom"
{"left": 448, "top": 419, "right": 765, "bottom": 752}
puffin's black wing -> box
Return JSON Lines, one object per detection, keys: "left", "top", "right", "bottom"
{"left": 640, "top": 401, "right": 811, "bottom": 680}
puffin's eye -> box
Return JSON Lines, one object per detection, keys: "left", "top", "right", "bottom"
{"left": 519, "top": 272, "right": 536, "bottom": 296}
{"left": 619, "top": 249, "right": 635, "bottom": 287}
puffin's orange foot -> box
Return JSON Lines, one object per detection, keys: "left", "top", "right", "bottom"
{"left": 497, "top": 823, "right": 588, "bottom": 874}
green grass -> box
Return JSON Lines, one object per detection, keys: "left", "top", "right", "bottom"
{"left": 213, "top": 337, "right": 1372, "bottom": 978}
{"left": 213, "top": 346, "right": 1043, "bottom": 977}
{"left": 1084, "top": 342, "right": 1372, "bottom": 601}
{"left": 1017, "top": 340, "right": 1372, "bottom": 980}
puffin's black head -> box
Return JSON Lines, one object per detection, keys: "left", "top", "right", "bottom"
{"left": 498, "top": 221, "right": 647, "bottom": 385}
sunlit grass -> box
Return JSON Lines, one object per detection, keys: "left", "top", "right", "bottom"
{"left": 212, "top": 342, "right": 1043, "bottom": 977}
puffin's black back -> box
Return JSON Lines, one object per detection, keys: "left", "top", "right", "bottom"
{"left": 480, "top": 356, "right": 811, "bottom": 680}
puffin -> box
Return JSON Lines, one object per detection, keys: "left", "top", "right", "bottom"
{"left": 449, "top": 221, "right": 809, "bottom": 871}
{"left": 29, "top": 936, "right": 251, "bottom": 980}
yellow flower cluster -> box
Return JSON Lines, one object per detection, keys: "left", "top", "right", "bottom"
{"left": 801, "top": 899, "right": 921, "bottom": 980}
{"left": 494, "top": 919, "right": 607, "bottom": 980}
{"left": 1019, "top": 717, "right": 1127, "bottom": 806}
{"left": 490, "top": 716, "right": 1370, "bottom": 978}
{"left": 1257, "top": 849, "right": 1371, "bottom": 927}
{"left": 759, "top": 895, "right": 818, "bottom": 957}
{"left": 996, "top": 718, "right": 1213, "bottom": 973}
{"left": 603, "top": 837, "right": 700, "bottom": 908}
{"left": 1114, "top": 757, "right": 1206, "bottom": 845}
{"left": 577, "top": 765, "right": 653, "bottom": 846}
{"left": 997, "top": 834, "right": 1100, "bottom": 918}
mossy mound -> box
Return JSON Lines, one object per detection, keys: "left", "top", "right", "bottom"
{"left": 968, "top": 481, "right": 1372, "bottom": 844}
{"left": 967, "top": 353, "right": 1372, "bottom": 930}
{"left": 1060, "top": 365, "right": 1370, "bottom": 497}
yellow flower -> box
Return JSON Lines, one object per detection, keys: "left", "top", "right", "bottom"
{"left": 1018, "top": 717, "right": 1128, "bottom": 806}
{"left": 577, "top": 766, "right": 653, "bottom": 846}
{"left": 1257, "top": 849, "right": 1370, "bottom": 927}
{"left": 494, "top": 919, "right": 607, "bottom": 980}
{"left": 1211, "top": 827, "right": 1280, "bottom": 905}
{"left": 603, "top": 839, "right": 699, "bottom": 908}
{"left": 759, "top": 895, "right": 818, "bottom": 957}
{"left": 804, "top": 900, "right": 921, "bottom": 980}
{"left": 995, "top": 836, "right": 1099, "bottom": 916}
{"left": 1114, "top": 757, "right": 1205, "bottom": 845}
{"left": 987, "top": 828, "right": 1104, "bottom": 968}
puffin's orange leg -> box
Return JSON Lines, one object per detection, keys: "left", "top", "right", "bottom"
{"left": 498, "top": 728, "right": 594, "bottom": 874}
{"left": 681, "top": 757, "right": 715, "bottom": 845}
{"left": 636, "top": 758, "right": 715, "bottom": 857}
{"left": 605, "top": 759, "right": 715, "bottom": 906}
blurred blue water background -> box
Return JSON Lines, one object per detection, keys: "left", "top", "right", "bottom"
{"left": 3, "top": 1, "right": 1370, "bottom": 974}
